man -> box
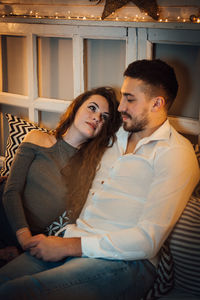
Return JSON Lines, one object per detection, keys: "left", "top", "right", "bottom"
{"left": 0, "top": 59, "right": 199, "bottom": 300}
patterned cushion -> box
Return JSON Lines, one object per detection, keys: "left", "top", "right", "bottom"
{"left": 143, "top": 240, "right": 174, "bottom": 300}
{"left": 169, "top": 195, "right": 200, "bottom": 296}
{"left": 46, "top": 210, "right": 70, "bottom": 236}
{"left": 192, "top": 144, "right": 200, "bottom": 197}
{"left": 143, "top": 144, "right": 200, "bottom": 300}
{"left": 0, "top": 113, "right": 47, "bottom": 176}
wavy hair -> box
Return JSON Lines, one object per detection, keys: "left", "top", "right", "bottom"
{"left": 55, "top": 87, "right": 121, "bottom": 222}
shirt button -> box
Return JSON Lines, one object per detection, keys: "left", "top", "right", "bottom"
{"left": 92, "top": 192, "right": 95, "bottom": 195}
{"left": 101, "top": 181, "right": 104, "bottom": 184}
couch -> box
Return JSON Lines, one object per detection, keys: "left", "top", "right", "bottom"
{"left": 1, "top": 114, "right": 200, "bottom": 300}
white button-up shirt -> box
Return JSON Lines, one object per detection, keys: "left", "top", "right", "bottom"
{"left": 62, "top": 120, "right": 199, "bottom": 264}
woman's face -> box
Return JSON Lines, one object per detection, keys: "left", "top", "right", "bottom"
{"left": 71, "top": 94, "right": 110, "bottom": 144}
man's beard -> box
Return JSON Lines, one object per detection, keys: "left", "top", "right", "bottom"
{"left": 122, "top": 110, "right": 149, "bottom": 133}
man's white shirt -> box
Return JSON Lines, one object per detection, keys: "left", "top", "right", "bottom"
{"left": 61, "top": 120, "right": 199, "bottom": 265}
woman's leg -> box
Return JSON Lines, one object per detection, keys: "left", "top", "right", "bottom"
{"left": 0, "top": 253, "right": 156, "bottom": 300}
{"left": 0, "top": 251, "right": 64, "bottom": 285}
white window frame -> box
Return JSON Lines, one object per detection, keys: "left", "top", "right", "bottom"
{"left": 0, "top": 20, "right": 200, "bottom": 155}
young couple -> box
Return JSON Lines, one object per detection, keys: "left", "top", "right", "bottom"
{"left": 0, "top": 59, "right": 199, "bottom": 299}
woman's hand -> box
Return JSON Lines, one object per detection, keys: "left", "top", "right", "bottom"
{"left": 25, "top": 235, "right": 82, "bottom": 262}
{"left": 16, "top": 227, "right": 36, "bottom": 250}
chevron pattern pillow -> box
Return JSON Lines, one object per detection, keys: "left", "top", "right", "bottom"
{"left": 0, "top": 113, "right": 47, "bottom": 176}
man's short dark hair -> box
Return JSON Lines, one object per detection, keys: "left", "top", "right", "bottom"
{"left": 124, "top": 59, "right": 178, "bottom": 109}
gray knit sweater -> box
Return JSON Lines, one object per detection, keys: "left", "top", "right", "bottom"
{"left": 3, "top": 139, "right": 76, "bottom": 234}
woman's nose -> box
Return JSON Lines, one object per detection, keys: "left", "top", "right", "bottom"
{"left": 93, "top": 112, "right": 101, "bottom": 122}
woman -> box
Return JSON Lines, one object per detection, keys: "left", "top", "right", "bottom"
{"left": 1, "top": 86, "right": 121, "bottom": 257}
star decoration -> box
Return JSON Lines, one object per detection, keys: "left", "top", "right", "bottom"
{"left": 90, "top": 0, "right": 159, "bottom": 21}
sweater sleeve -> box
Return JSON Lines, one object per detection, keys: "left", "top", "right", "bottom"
{"left": 3, "top": 143, "right": 36, "bottom": 233}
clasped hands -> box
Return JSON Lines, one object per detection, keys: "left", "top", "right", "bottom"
{"left": 16, "top": 228, "right": 82, "bottom": 262}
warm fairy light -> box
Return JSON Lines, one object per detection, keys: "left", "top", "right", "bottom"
{"left": 0, "top": 9, "right": 199, "bottom": 23}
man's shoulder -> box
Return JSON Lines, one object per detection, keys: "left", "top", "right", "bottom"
{"left": 169, "top": 125, "right": 194, "bottom": 150}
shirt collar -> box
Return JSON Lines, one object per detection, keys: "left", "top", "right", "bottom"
{"left": 117, "top": 119, "right": 172, "bottom": 154}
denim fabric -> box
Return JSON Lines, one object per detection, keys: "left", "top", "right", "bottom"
{"left": 0, "top": 252, "right": 156, "bottom": 300}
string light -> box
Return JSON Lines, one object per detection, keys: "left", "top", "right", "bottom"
{"left": 0, "top": 10, "right": 199, "bottom": 23}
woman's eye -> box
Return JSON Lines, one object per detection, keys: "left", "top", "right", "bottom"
{"left": 88, "top": 105, "right": 97, "bottom": 112}
{"left": 102, "top": 114, "right": 109, "bottom": 122}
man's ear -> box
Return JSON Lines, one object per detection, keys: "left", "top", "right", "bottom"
{"left": 151, "top": 97, "right": 165, "bottom": 112}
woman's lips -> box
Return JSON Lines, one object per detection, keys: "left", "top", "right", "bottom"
{"left": 86, "top": 122, "right": 96, "bottom": 130}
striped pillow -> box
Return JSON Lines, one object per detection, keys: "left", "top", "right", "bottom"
{"left": 143, "top": 144, "right": 200, "bottom": 299}
{"left": 143, "top": 239, "right": 174, "bottom": 300}
{"left": 192, "top": 144, "right": 200, "bottom": 197}
{"left": 0, "top": 113, "right": 47, "bottom": 176}
{"left": 169, "top": 195, "right": 200, "bottom": 296}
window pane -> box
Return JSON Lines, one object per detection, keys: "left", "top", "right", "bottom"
{"left": 39, "top": 110, "right": 61, "bottom": 130}
{"left": 84, "top": 39, "right": 126, "bottom": 95}
{"left": 154, "top": 43, "right": 200, "bottom": 119}
{"left": 2, "top": 35, "right": 27, "bottom": 95}
{"left": 38, "top": 37, "right": 73, "bottom": 100}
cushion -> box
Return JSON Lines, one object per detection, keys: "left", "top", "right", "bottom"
{"left": 144, "top": 195, "right": 200, "bottom": 300}
{"left": 192, "top": 144, "right": 200, "bottom": 197}
{"left": 169, "top": 195, "right": 200, "bottom": 296}
{"left": 0, "top": 113, "right": 47, "bottom": 176}
{"left": 143, "top": 144, "right": 200, "bottom": 300}
{"left": 46, "top": 210, "right": 70, "bottom": 236}
{"left": 143, "top": 240, "right": 174, "bottom": 300}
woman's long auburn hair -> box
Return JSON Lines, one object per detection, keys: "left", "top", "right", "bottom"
{"left": 55, "top": 87, "right": 121, "bottom": 222}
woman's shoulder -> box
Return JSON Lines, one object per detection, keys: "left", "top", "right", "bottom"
{"left": 22, "top": 130, "right": 57, "bottom": 148}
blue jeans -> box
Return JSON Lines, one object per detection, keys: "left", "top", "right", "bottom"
{"left": 0, "top": 252, "right": 156, "bottom": 300}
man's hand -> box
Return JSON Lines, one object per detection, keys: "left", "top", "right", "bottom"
{"left": 25, "top": 235, "right": 82, "bottom": 262}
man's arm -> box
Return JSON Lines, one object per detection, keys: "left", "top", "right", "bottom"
{"left": 26, "top": 235, "right": 82, "bottom": 261}
{"left": 81, "top": 146, "right": 199, "bottom": 261}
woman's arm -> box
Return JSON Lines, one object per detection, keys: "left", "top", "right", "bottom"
{"left": 3, "top": 143, "right": 36, "bottom": 247}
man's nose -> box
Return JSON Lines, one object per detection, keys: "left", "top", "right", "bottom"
{"left": 118, "top": 98, "right": 126, "bottom": 112}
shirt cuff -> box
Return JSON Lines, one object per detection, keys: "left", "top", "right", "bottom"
{"left": 81, "top": 235, "right": 102, "bottom": 258}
